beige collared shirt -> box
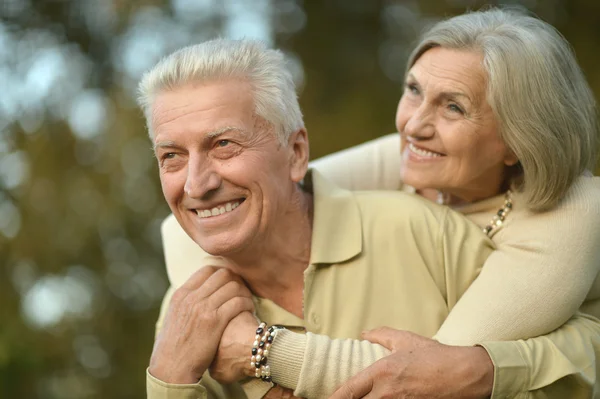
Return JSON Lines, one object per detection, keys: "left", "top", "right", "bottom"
{"left": 147, "top": 170, "right": 494, "bottom": 398}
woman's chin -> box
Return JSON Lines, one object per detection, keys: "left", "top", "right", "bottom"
{"left": 400, "top": 170, "right": 439, "bottom": 191}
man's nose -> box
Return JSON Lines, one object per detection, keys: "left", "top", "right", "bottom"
{"left": 184, "top": 156, "right": 222, "bottom": 199}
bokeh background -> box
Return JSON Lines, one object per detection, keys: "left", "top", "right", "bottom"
{"left": 1, "top": 0, "right": 599, "bottom": 397}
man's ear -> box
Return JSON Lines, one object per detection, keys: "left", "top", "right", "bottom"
{"left": 288, "top": 128, "right": 309, "bottom": 183}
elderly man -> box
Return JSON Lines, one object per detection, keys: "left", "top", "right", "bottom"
{"left": 139, "top": 38, "right": 498, "bottom": 398}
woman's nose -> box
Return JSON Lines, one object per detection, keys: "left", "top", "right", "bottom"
{"left": 402, "top": 106, "right": 435, "bottom": 140}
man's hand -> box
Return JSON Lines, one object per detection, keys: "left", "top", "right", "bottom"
{"left": 148, "top": 267, "right": 254, "bottom": 384}
{"left": 209, "top": 311, "right": 259, "bottom": 383}
{"left": 329, "top": 327, "right": 494, "bottom": 399}
{"left": 264, "top": 386, "right": 303, "bottom": 399}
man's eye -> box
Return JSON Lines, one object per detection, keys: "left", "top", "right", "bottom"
{"left": 212, "top": 139, "right": 240, "bottom": 159}
{"left": 163, "top": 152, "right": 177, "bottom": 159}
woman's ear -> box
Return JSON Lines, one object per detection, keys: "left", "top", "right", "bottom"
{"left": 503, "top": 148, "right": 519, "bottom": 166}
{"left": 288, "top": 128, "right": 309, "bottom": 183}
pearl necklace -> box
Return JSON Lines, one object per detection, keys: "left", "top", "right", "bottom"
{"left": 482, "top": 190, "right": 513, "bottom": 236}
{"left": 436, "top": 191, "right": 451, "bottom": 205}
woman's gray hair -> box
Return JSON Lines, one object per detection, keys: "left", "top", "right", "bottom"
{"left": 408, "top": 7, "right": 598, "bottom": 211}
{"left": 137, "top": 39, "right": 304, "bottom": 144}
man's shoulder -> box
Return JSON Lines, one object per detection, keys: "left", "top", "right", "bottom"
{"left": 348, "top": 190, "right": 452, "bottom": 248}
{"left": 353, "top": 190, "right": 448, "bottom": 222}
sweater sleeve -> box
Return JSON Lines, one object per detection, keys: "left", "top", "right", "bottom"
{"left": 267, "top": 330, "right": 390, "bottom": 399}
{"left": 309, "top": 134, "right": 402, "bottom": 191}
{"left": 481, "top": 312, "right": 600, "bottom": 398}
{"left": 146, "top": 369, "right": 270, "bottom": 399}
{"left": 435, "top": 180, "right": 600, "bottom": 344}
{"left": 434, "top": 179, "right": 600, "bottom": 397}
{"left": 147, "top": 369, "right": 209, "bottom": 399}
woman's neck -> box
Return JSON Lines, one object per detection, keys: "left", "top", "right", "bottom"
{"left": 417, "top": 188, "right": 471, "bottom": 206}
{"left": 418, "top": 181, "right": 509, "bottom": 206}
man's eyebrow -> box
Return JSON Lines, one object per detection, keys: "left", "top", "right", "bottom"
{"left": 153, "top": 127, "right": 249, "bottom": 152}
{"left": 153, "top": 140, "right": 178, "bottom": 153}
{"left": 205, "top": 126, "right": 248, "bottom": 138}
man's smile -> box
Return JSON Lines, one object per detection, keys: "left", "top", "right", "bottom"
{"left": 193, "top": 199, "right": 245, "bottom": 219}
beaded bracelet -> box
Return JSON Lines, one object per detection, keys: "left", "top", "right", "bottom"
{"left": 250, "top": 322, "right": 280, "bottom": 383}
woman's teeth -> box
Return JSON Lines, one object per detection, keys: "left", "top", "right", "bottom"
{"left": 409, "top": 143, "right": 442, "bottom": 158}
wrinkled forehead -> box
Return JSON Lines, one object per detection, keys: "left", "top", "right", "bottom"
{"left": 410, "top": 47, "right": 489, "bottom": 103}
{"left": 150, "top": 80, "right": 258, "bottom": 137}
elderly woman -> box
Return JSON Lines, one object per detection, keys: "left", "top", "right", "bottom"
{"left": 160, "top": 7, "right": 600, "bottom": 399}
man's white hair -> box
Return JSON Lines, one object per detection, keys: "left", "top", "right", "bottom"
{"left": 137, "top": 39, "right": 304, "bottom": 144}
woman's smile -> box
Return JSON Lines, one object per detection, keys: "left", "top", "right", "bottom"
{"left": 405, "top": 142, "right": 445, "bottom": 160}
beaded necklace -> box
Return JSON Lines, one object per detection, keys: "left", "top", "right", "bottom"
{"left": 482, "top": 190, "right": 513, "bottom": 236}
{"left": 437, "top": 190, "right": 513, "bottom": 237}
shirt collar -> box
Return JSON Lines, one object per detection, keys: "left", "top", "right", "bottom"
{"left": 162, "top": 169, "right": 364, "bottom": 288}
{"left": 304, "top": 169, "right": 363, "bottom": 265}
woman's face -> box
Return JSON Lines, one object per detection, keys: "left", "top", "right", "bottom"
{"left": 396, "top": 47, "right": 517, "bottom": 202}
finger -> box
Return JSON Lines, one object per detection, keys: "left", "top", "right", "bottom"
{"left": 216, "top": 296, "right": 255, "bottom": 323}
{"left": 181, "top": 265, "right": 222, "bottom": 291}
{"left": 363, "top": 329, "right": 436, "bottom": 353}
{"left": 360, "top": 327, "right": 403, "bottom": 350}
{"left": 195, "top": 268, "right": 246, "bottom": 299}
{"left": 208, "top": 280, "right": 253, "bottom": 309}
{"left": 328, "top": 367, "right": 375, "bottom": 399}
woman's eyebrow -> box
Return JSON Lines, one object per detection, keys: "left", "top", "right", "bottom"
{"left": 440, "top": 91, "right": 472, "bottom": 103}
{"left": 407, "top": 72, "right": 475, "bottom": 104}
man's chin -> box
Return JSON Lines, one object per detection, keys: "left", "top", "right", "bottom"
{"left": 194, "top": 235, "right": 245, "bottom": 258}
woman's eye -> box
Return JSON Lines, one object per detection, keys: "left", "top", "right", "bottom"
{"left": 405, "top": 83, "right": 419, "bottom": 95}
{"left": 448, "top": 104, "right": 464, "bottom": 114}
{"left": 217, "top": 139, "right": 230, "bottom": 147}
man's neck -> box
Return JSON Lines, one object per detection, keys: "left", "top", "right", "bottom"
{"left": 225, "top": 186, "right": 313, "bottom": 318}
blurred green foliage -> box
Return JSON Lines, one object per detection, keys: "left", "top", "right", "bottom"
{"left": 0, "top": 0, "right": 599, "bottom": 398}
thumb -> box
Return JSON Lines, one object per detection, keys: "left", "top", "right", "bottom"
{"left": 328, "top": 366, "right": 375, "bottom": 399}
{"left": 360, "top": 326, "right": 405, "bottom": 351}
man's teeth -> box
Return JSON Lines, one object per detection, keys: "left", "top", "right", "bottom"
{"left": 196, "top": 201, "right": 240, "bottom": 218}
{"left": 409, "top": 143, "right": 442, "bottom": 158}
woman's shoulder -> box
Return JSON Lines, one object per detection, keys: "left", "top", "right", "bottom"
{"left": 490, "top": 175, "right": 600, "bottom": 297}
{"left": 560, "top": 173, "right": 600, "bottom": 209}
{"left": 497, "top": 173, "right": 600, "bottom": 243}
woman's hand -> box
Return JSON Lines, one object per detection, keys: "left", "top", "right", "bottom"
{"left": 209, "top": 310, "right": 259, "bottom": 383}
{"left": 361, "top": 327, "right": 438, "bottom": 352}
{"left": 329, "top": 327, "right": 494, "bottom": 399}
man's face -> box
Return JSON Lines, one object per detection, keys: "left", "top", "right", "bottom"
{"left": 152, "top": 80, "right": 303, "bottom": 256}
